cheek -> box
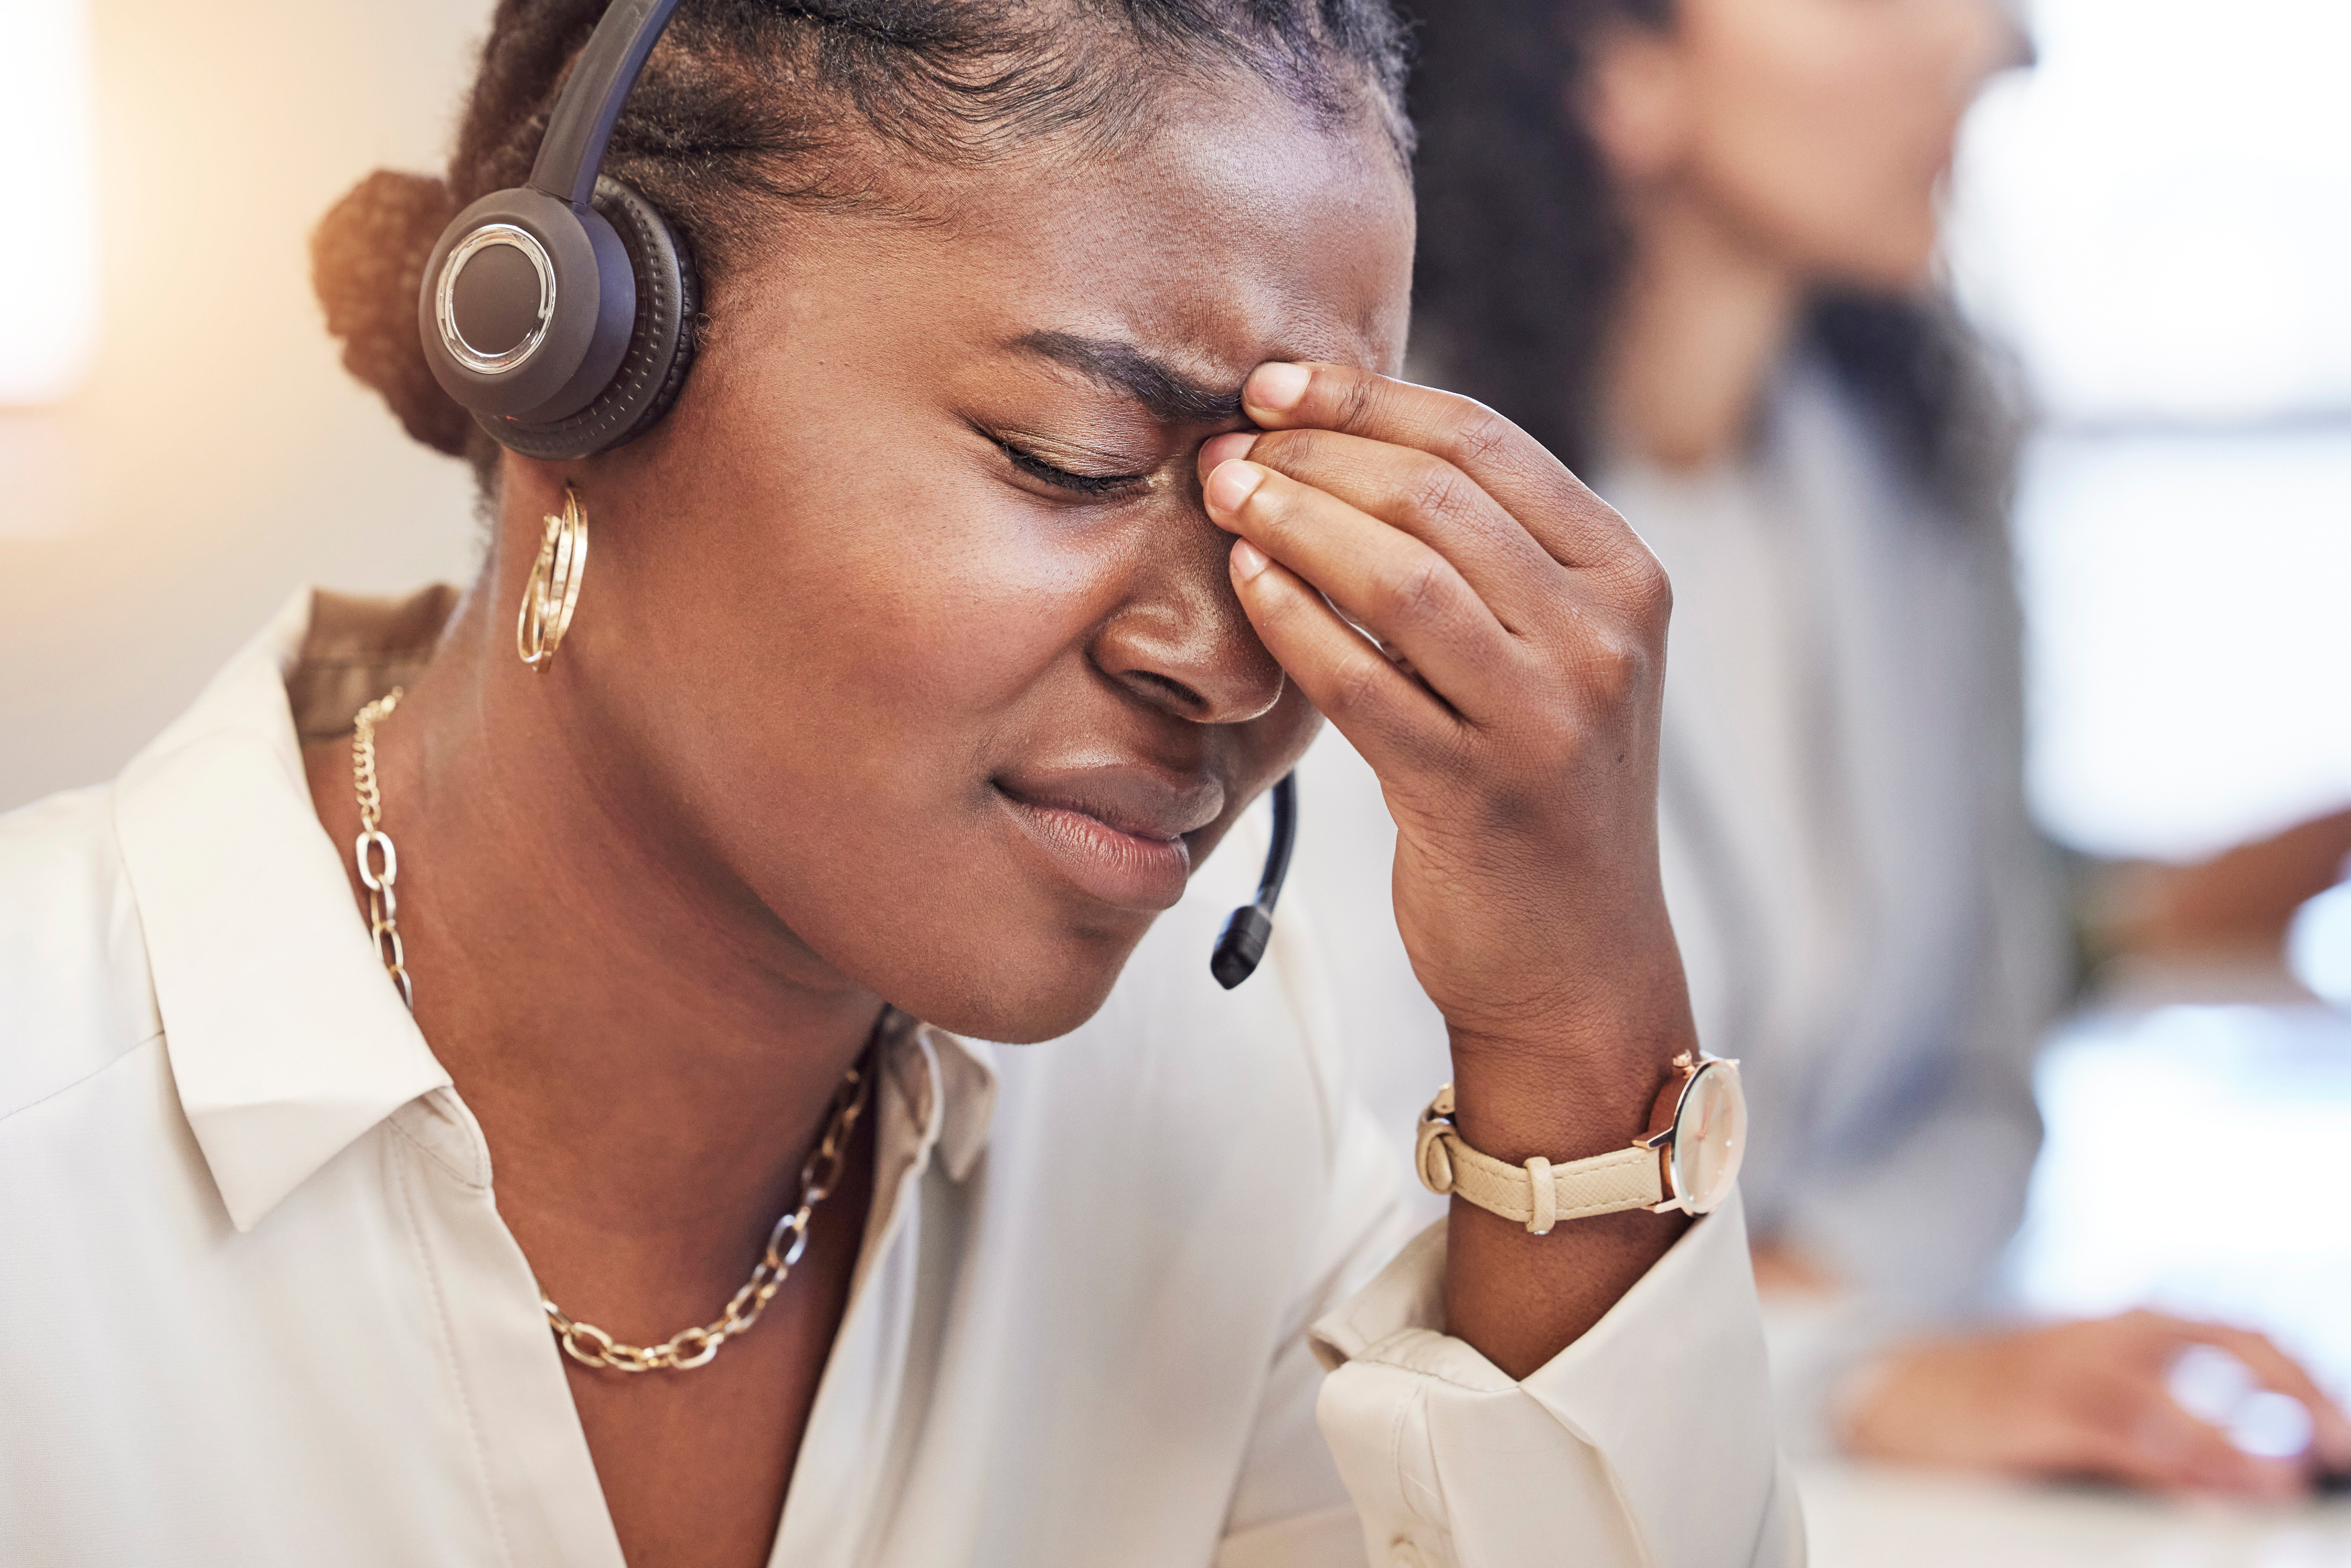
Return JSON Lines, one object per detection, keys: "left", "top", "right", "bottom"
{"left": 591, "top": 424, "right": 1151, "bottom": 1033}
{"left": 1689, "top": 9, "right": 1959, "bottom": 283}
{"left": 699, "top": 464, "right": 1106, "bottom": 799}
{"left": 585, "top": 357, "right": 1113, "bottom": 861}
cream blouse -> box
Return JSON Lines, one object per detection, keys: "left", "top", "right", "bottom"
{"left": 0, "top": 589, "right": 1800, "bottom": 1568}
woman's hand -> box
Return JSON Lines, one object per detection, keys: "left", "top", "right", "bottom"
{"left": 1845, "top": 1311, "right": 2351, "bottom": 1495}
{"left": 1200, "top": 362, "right": 1699, "bottom": 1373}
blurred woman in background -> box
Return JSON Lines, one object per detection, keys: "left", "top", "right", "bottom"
{"left": 1294, "top": 0, "right": 2351, "bottom": 1495}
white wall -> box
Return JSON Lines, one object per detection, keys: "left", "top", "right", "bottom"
{"left": 0, "top": 0, "right": 494, "bottom": 813}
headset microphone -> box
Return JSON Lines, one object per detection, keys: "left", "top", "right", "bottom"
{"left": 1210, "top": 773, "right": 1296, "bottom": 989}
{"left": 417, "top": 0, "right": 1299, "bottom": 986}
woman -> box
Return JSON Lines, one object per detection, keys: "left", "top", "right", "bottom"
{"left": 1293, "top": 0, "right": 2351, "bottom": 1497}
{"left": 0, "top": 2, "right": 1794, "bottom": 1565}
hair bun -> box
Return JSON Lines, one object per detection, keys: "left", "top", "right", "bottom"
{"left": 311, "top": 170, "right": 475, "bottom": 458}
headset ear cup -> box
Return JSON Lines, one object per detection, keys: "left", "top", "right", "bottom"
{"left": 482, "top": 177, "right": 699, "bottom": 461}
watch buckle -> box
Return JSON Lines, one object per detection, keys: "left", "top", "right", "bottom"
{"left": 1415, "top": 1083, "right": 1458, "bottom": 1197}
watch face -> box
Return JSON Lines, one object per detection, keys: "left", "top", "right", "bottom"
{"left": 1669, "top": 1060, "right": 1747, "bottom": 1215}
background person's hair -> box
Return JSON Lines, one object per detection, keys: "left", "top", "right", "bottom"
{"left": 1405, "top": 0, "right": 2018, "bottom": 526}
{"left": 312, "top": 0, "right": 1414, "bottom": 483}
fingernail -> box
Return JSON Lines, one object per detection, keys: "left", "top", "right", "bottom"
{"left": 1231, "top": 538, "right": 1270, "bottom": 582}
{"left": 1247, "top": 363, "right": 1311, "bottom": 414}
{"left": 1199, "top": 431, "right": 1258, "bottom": 471}
{"left": 1206, "top": 459, "right": 1266, "bottom": 513}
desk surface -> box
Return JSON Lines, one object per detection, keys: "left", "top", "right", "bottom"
{"left": 1801, "top": 1462, "right": 2351, "bottom": 1567}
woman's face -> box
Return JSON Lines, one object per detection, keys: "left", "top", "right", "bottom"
{"left": 517, "top": 85, "right": 1413, "bottom": 1042}
{"left": 1597, "top": 0, "right": 2023, "bottom": 287}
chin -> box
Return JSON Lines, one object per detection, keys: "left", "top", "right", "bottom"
{"left": 889, "top": 922, "right": 1147, "bottom": 1046}
{"left": 1795, "top": 199, "right": 1942, "bottom": 296}
{"left": 1818, "top": 240, "right": 1937, "bottom": 297}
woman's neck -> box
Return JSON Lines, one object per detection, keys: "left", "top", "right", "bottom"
{"left": 303, "top": 561, "right": 885, "bottom": 1248}
{"left": 1601, "top": 185, "right": 1805, "bottom": 474}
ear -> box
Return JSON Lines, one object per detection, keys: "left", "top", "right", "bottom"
{"left": 1581, "top": 26, "right": 1692, "bottom": 185}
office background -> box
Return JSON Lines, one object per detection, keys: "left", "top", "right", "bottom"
{"left": 3, "top": 1, "right": 2348, "bottom": 1558}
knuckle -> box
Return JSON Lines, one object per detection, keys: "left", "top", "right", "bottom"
{"left": 1375, "top": 549, "right": 1452, "bottom": 627}
{"left": 1251, "top": 427, "right": 1321, "bottom": 474}
{"left": 1404, "top": 459, "right": 1474, "bottom": 528}
{"left": 1624, "top": 547, "right": 1673, "bottom": 623}
{"left": 1575, "top": 623, "right": 1653, "bottom": 706}
{"left": 1446, "top": 404, "right": 1518, "bottom": 470}
{"left": 1325, "top": 653, "right": 1389, "bottom": 721}
{"left": 1332, "top": 373, "right": 1380, "bottom": 435}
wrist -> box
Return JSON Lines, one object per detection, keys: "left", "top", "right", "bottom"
{"left": 1444, "top": 1020, "right": 1693, "bottom": 1166}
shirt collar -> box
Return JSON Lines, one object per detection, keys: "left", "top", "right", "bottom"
{"left": 112, "top": 588, "right": 452, "bottom": 1232}
{"left": 114, "top": 586, "right": 1000, "bottom": 1229}
{"left": 877, "top": 1009, "right": 999, "bottom": 1184}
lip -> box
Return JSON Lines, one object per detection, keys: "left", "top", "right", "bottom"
{"left": 992, "top": 764, "right": 1226, "bottom": 912}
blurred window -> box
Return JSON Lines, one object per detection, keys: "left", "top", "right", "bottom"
{"left": 1950, "top": 0, "right": 2351, "bottom": 860}
{"left": 0, "top": 0, "right": 101, "bottom": 406}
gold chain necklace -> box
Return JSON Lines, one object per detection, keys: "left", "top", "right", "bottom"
{"left": 349, "top": 690, "right": 870, "bottom": 1373}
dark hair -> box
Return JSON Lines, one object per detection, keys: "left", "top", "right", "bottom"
{"left": 1405, "top": 0, "right": 2016, "bottom": 523}
{"left": 314, "top": 0, "right": 1413, "bottom": 475}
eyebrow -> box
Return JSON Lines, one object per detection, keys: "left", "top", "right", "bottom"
{"left": 1012, "top": 330, "right": 1247, "bottom": 427}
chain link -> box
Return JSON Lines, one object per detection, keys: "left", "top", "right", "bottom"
{"left": 543, "top": 1062, "right": 867, "bottom": 1374}
{"left": 351, "top": 692, "right": 411, "bottom": 1010}
{"left": 350, "top": 691, "right": 869, "bottom": 1374}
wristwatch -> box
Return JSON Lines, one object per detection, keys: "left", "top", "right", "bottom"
{"left": 1415, "top": 1052, "right": 1746, "bottom": 1234}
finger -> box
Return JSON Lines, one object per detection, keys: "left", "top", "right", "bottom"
{"left": 1227, "top": 425, "right": 1572, "bottom": 635}
{"left": 2053, "top": 1412, "right": 2298, "bottom": 1499}
{"left": 1198, "top": 430, "right": 1258, "bottom": 478}
{"left": 1206, "top": 458, "right": 1521, "bottom": 721}
{"left": 2186, "top": 1324, "right": 2351, "bottom": 1467}
{"left": 2073, "top": 1366, "right": 2305, "bottom": 1498}
{"left": 1239, "top": 362, "right": 1644, "bottom": 584}
{"left": 1225, "top": 537, "right": 1464, "bottom": 772}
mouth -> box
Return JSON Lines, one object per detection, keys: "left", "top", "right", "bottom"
{"left": 991, "top": 766, "right": 1225, "bottom": 913}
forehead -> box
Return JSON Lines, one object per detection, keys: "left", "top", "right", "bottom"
{"left": 862, "top": 83, "right": 1417, "bottom": 383}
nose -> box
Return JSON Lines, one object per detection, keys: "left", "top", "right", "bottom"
{"left": 1090, "top": 489, "right": 1287, "bottom": 727}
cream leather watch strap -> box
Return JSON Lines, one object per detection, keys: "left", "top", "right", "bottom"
{"left": 1415, "top": 1084, "right": 1665, "bottom": 1234}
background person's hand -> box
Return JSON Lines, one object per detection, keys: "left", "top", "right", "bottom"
{"left": 1842, "top": 1310, "right": 2351, "bottom": 1496}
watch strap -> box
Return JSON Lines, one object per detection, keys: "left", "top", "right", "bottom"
{"left": 1415, "top": 1085, "right": 1665, "bottom": 1234}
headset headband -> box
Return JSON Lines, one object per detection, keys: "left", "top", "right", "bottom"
{"left": 531, "top": 0, "right": 686, "bottom": 210}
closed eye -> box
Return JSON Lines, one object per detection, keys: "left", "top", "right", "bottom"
{"left": 997, "top": 438, "right": 1152, "bottom": 499}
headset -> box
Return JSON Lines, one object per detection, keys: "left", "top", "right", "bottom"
{"left": 416, "top": 0, "right": 1298, "bottom": 986}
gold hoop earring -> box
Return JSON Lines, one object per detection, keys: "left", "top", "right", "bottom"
{"left": 517, "top": 485, "right": 589, "bottom": 672}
